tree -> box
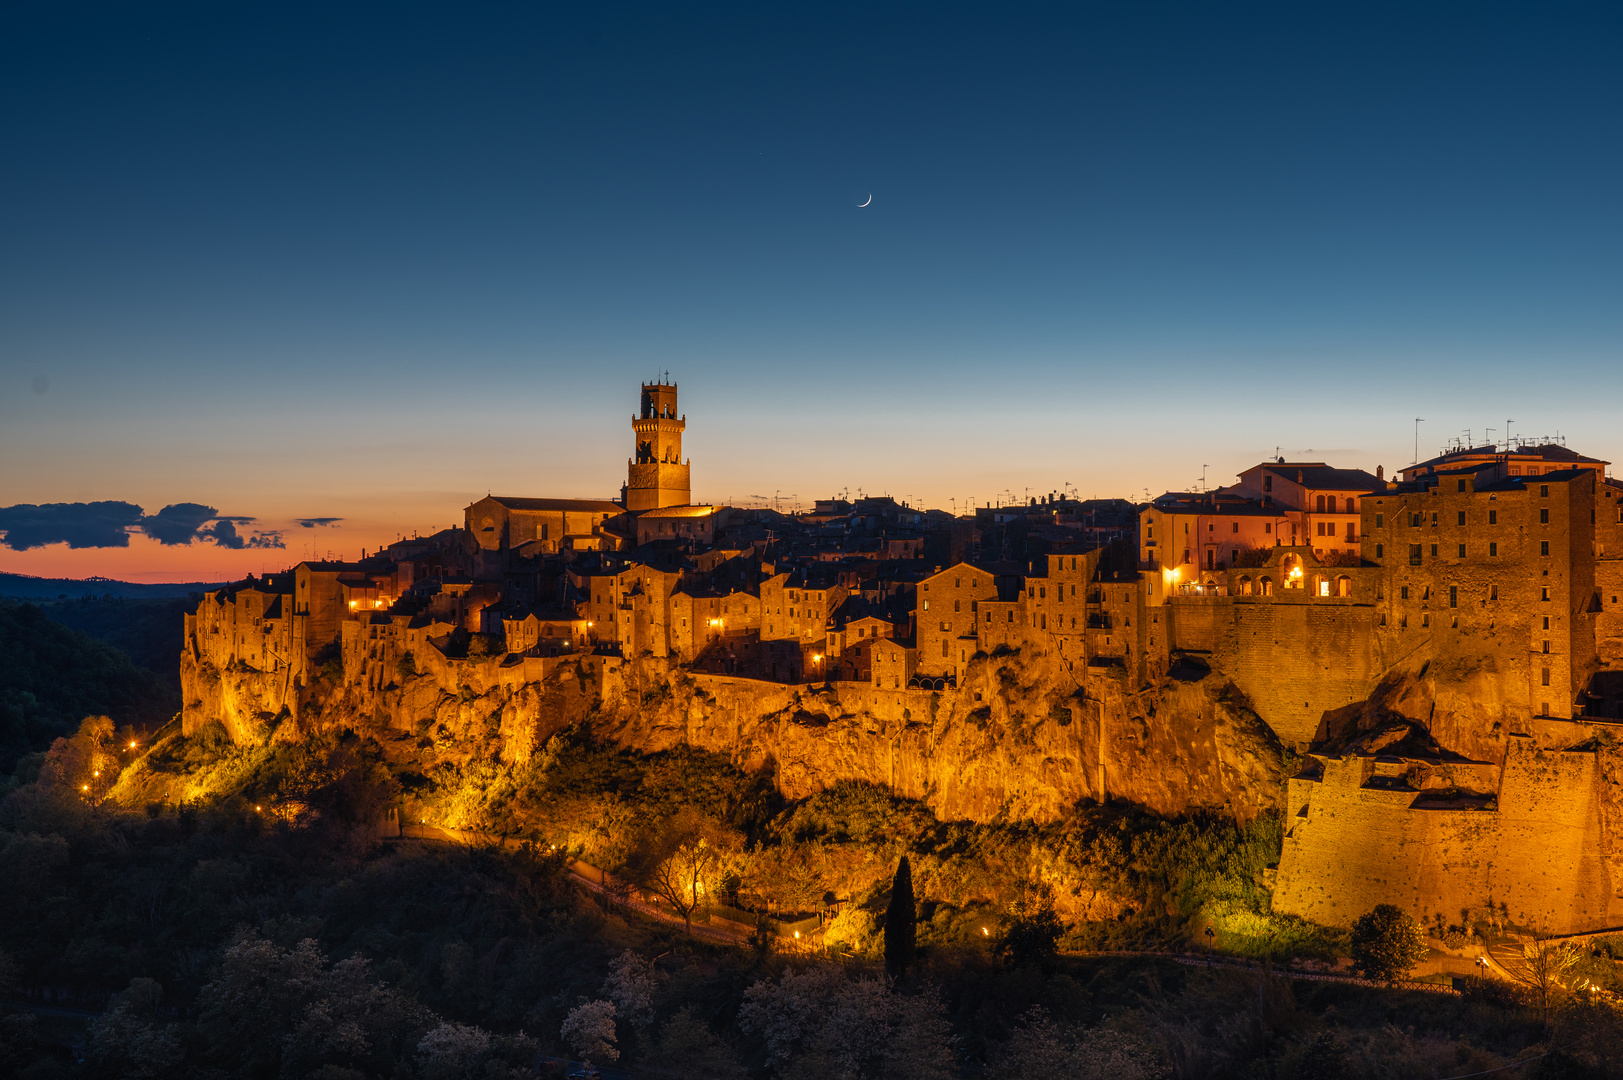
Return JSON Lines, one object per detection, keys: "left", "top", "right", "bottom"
{"left": 85, "top": 977, "right": 183, "bottom": 1080}
{"left": 195, "top": 932, "right": 433, "bottom": 1079}
{"left": 1524, "top": 936, "right": 1583, "bottom": 1035}
{"left": 562, "top": 999, "right": 619, "bottom": 1063}
{"left": 627, "top": 808, "right": 738, "bottom": 932}
{"left": 601, "top": 949, "right": 657, "bottom": 1036}
{"left": 995, "top": 886, "right": 1064, "bottom": 969}
{"left": 416, "top": 1021, "right": 491, "bottom": 1080}
{"left": 649, "top": 1006, "right": 746, "bottom": 1080}
{"left": 885, "top": 855, "right": 917, "bottom": 977}
{"left": 995, "top": 1005, "right": 1167, "bottom": 1080}
{"left": 1348, "top": 904, "right": 1428, "bottom": 983}
{"left": 738, "top": 967, "right": 956, "bottom": 1078}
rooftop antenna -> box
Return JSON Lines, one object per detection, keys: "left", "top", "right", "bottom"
{"left": 1507, "top": 419, "right": 1514, "bottom": 449}
{"left": 1413, "top": 418, "right": 1424, "bottom": 465}
{"left": 1201, "top": 464, "right": 1209, "bottom": 492}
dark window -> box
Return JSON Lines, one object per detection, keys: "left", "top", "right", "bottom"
{"left": 1490, "top": 584, "right": 1497, "bottom": 600}
{"left": 1540, "top": 485, "right": 1549, "bottom": 497}
{"left": 1430, "top": 544, "right": 1438, "bottom": 557}
{"left": 1431, "top": 512, "right": 1438, "bottom": 526}
{"left": 1457, "top": 511, "right": 1466, "bottom": 526}
{"left": 1541, "top": 541, "right": 1550, "bottom": 556}
{"left": 1375, "top": 543, "right": 1384, "bottom": 559}
{"left": 1376, "top": 513, "right": 1384, "bottom": 528}
{"left": 1542, "top": 667, "right": 1551, "bottom": 686}
{"left": 1449, "top": 586, "right": 1458, "bottom": 608}
{"left": 1489, "top": 510, "right": 1497, "bottom": 524}
{"left": 1317, "top": 495, "right": 1326, "bottom": 512}
{"left": 1409, "top": 544, "right": 1423, "bottom": 565}
{"left": 1401, "top": 586, "right": 1409, "bottom": 600}
{"left": 1458, "top": 544, "right": 1466, "bottom": 558}
{"left": 1490, "top": 542, "right": 1498, "bottom": 556}
{"left": 1411, "top": 513, "right": 1421, "bottom": 527}
{"left": 1264, "top": 474, "right": 1272, "bottom": 492}
{"left": 1458, "top": 479, "right": 1467, "bottom": 492}
{"left": 1540, "top": 508, "right": 1550, "bottom": 524}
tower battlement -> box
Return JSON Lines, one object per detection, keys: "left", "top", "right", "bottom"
{"left": 626, "top": 380, "right": 692, "bottom": 511}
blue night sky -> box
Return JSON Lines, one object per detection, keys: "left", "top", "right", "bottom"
{"left": 1, "top": 2, "right": 1619, "bottom": 579}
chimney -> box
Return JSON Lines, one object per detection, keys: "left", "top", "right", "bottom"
{"left": 1376, "top": 465, "right": 1384, "bottom": 481}
{"left": 1297, "top": 470, "right": 1304, "bottom": 484}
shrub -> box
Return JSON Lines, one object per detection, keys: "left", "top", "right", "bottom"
{"left": 1348, "top": 904, "right": 1427, "bottom": 982}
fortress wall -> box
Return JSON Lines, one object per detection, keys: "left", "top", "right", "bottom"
{"left": 1218, "top": 602, "right": 1380, "bottom": 747}
{"left": 1168, "top": 599, "right": 1220, "bottom": 653}
{"left": 1274, "top": 741, "right": 1623, "bottom": 933}
{"left": 1493, "top": 740, "right": 1622, "bottom": 930}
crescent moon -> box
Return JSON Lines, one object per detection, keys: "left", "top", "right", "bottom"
{"left": 858, "top": 194, "right": 872, "bottom": 207}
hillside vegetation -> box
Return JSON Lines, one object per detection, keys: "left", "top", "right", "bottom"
{"left": 0, "top": 600, "right": 178, "bottom": 772}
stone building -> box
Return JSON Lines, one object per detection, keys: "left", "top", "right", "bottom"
{"left": 464, "top": 496, "right": 624, "bottom": 560}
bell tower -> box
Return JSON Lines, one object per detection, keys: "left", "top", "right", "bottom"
{"left": 625, "top": 380, "right": 691, "bottom": 511}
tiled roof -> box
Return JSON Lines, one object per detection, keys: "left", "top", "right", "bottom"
{"left": 1262, "top": 465, "right": 1384, "bottom": 491}
{"left": 486, "top": 496, "right": 624, "bottom": 513}
{"left": 638, "top": 504, "right": 721, "bottom": 518}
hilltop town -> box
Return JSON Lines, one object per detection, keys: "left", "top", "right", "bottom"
{"left": 182, "top": 381, "right": 1623, "bottom": 934}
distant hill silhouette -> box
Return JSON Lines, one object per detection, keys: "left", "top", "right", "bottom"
{"left": 0, "top": 571, "right": 222, "bottom": 600}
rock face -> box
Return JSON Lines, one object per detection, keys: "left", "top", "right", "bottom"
{"left": 181, "top": 643, "right": 1286, "bottom": 826}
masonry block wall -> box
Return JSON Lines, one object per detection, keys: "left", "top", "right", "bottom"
{"left": 1220, "top": 602, "right": 1380, "bottom": 746}
{"left": 1275, "top": 738, "right": 1623, "bottom": 933}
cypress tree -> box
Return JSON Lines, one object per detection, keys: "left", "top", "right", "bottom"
{"left": 884, "top": 855, "right": 916, "bottom": 977}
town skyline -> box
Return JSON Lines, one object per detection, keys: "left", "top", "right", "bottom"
{"left": 2, "top": 376, "right": 1614, "bottom": 581}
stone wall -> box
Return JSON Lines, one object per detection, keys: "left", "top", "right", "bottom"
{"left": 1274, "top": 737, "right": 1623, "bottom": 934}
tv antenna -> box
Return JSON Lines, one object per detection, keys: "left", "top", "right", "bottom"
{"left": 1413, "top": 418, "right": 1424, "bottom": 465}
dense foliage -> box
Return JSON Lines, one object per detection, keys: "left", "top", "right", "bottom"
{"left": 0, "top": 600, "right": 178, "bottom": 772}
{"left": 33, "top": 597, "right": 192, "bottom": 691}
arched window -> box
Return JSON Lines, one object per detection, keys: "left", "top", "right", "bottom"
{"left": 1260, "top": 576, "right": 1274, "bottom": 596}
{"left": 1281, "top": 554, "right": 1304, "bottom": 588}
{"left": 1316, "top": 495, "right": 1326, "bottom": 512}
{"left": 1337, "top": 575, "right": 1352, "bottom": 597}
{"left": 1239, "top": 576, "right": 1253, "bottom": 595}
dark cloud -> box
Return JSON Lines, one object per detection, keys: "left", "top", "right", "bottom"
{"left": 0, "top": 501, "right": 286, "bottom": 551}
{"left": 0, "top": 501, "right": 144, "bottom": 551}
{"left": 297, "top": 517, "right": 343, "bottom": 528}
{"left": 140, "top": 503, "right": 220, "bottom": 545}
{"left": 200, "top": 519, "right": 285, "bottom": 550}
